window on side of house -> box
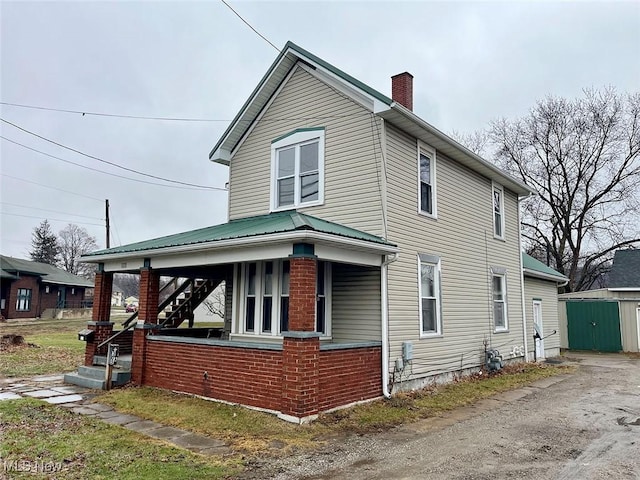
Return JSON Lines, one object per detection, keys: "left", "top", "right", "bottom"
{"left": 240, "top": 260, "right": 331, "bottom": 338}
{"left": 418, "top": 254, "right": 442, "bottom": 336}
{"left": 271, "top": 129, "right": 325, "bottom": 211}
{"left": 418, "top": 144, "right": 437, "bottom": 218}
{"left": 492, "top": 183, "right": 505, "bottom": 239}
{"left": 16, "top": 288, "right": 32, "bottom": 311}
{"left": 492, "top": 272, "right": 508, "bottom": 331}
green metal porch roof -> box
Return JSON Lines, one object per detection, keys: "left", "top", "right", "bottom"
{"left": 522, "top": 253, "right": 568, "bottom": 282}
{"left": 84, "top": 211, "right": 395, "bottom": 258}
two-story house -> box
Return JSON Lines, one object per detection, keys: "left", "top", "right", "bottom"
{"left": 73, "top": 42, "right": 538, "bottom": 423}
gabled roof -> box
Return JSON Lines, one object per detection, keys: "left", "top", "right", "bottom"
{"left": 210, "top": 41, "right": 534, "bottom": 197}
{"left": 0, "top": 255, "right": 93, "bottom": 287}
{"left": 609, "top": 249, "right": 640, "bottom": 288}
{"left": 82, "top": 211, "right": 396, "bottom": 260}
{"left": 522, "top": 253, "right": 568, "bottom": 284}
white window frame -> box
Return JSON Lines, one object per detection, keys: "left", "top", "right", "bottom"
{"left": 270, "top": 129, "right": 325, "bottom": 212}
{"left": 492, "top": 270, "right": 508, "bottom": 332}
{"left": 16, "top": 288, "right": 32, "bottom": 311}
{"left": 236, "top": 259, "right": 332, "bottom": 340}
{"left": 417, "top": 141, "right": 437, "bottom": 219}
{"left": 492, "top": 182, "right": 505, "bottom": 240}
{"left": 418, "top": 254, "right": 442, "bottom": 337}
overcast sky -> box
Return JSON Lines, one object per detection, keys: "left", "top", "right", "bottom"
{"left": 1, "top": 1, "right": 639, "bottom": 260}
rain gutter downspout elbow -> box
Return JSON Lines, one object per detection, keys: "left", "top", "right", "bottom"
{"left": 381, "top": 253, "right": 399, "bottom": 399}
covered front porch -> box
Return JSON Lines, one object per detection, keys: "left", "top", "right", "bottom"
{"left": 69, "top": 212, "right": 396, "bottom": 422}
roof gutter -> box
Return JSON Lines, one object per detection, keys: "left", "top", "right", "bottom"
{"left": 523, "top": 269, "right": 569, "bottom": 285}
{"left": 80, "top": 230, "right": 398, "bottom": 263}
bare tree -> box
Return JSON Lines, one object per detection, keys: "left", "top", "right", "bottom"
{"left": 202, "top": 282, "right": 226, "bottom": 318}
{"left": 58, "top": 224, "right": 98, "bottom": 278}
{"left": 486, "top": 88, "right": 640, "bottom": 291}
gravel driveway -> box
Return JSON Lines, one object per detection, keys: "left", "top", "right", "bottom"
{"left": 244, "top": 353, "right": 640, "bottom": 479}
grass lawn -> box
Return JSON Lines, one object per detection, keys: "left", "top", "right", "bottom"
{"left": 99, "top": 363, "right": 574, "bottom": 456}
{"left": 0, "top": 315, "right": 125, "bottom": 377}
{"left": 0, "top": 398, "right": 238, "bottom": 479}
{"left": 0, "top": 318, "right": 89, "bottom": 377}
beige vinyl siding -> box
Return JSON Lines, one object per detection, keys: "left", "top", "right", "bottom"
{"left": 331, "top": 263, "right": 381, "bottom": 342}
{"left": 229, "top": 66, "right": 384, "bottom": 237}
{"left": 385, "top": 124, "right": 525, "bottom": 377}
{"left": 524, "top": 276, "right": 561, "bottom": 357}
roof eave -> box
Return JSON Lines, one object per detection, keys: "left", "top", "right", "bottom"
{"left": 380, "top": 104, "right": 536, "bottom": 197}
{"left": 41, "top": 278, "right": 93, "bottom": 288}
{"left": 79, "top": 230, "right": 398, "bottom": 264}
{"left": 523, "top": 268, "right": 569, "bottom": 284}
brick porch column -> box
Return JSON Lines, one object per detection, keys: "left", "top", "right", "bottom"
{"left": 281, "top": 244, "right": 320, "bottom": 422}
{"left": 132, "top": 265, "right": 160, "bottom": 384}
{"left": 84, "top": 267, "right": 114, "bottom": 366}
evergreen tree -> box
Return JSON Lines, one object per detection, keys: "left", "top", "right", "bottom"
{"left": 29, "top": 220, "right": 60, "bottom": 265}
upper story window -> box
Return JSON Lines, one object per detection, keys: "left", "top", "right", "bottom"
{"left": 492, "top": 269, "right": 508, "bottom": 331}
{"left": 418, "top": 143, "right": 437, "bottom": 218}
{"left": 418, "top": 254, "right": 442, "bottom": 337}
{"left": 16, "top": 288, "right": 32, "bottom": 311}
{"left": 240, "top": 259, "right": 331, "bottom": 338}
{"left": 492, "top": 183, "right": 505, "bottom": 239}
{"left": 271, "top": 128, "right": 325, "bottom": 211}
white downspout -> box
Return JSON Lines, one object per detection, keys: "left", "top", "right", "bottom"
{"left": 517, "top": 196, "right": 529, "bottom": 362}
{"left": 381, "top": 253, "right": 398, "bottom": 398}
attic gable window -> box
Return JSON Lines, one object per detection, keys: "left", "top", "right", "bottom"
{"left": 271, "top": 128, "right": 325, "bottom": 211}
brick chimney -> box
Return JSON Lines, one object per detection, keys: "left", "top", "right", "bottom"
{"left": 391, "top": 72, "right": 413, "bottom": 111}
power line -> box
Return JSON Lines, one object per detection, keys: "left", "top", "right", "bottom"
{"left": 0, "top": 101, "right": 224, "bottom": 122}
{"left": 0, "top": 101, "right": 368, "bottom": 123}
{"left": 1, "top": 135, "right": 217, "bottom": 191}
{"left": 0, "top": 201, "right": 103, "bottom": 221}
{"left": 1, "top": 212, "right": 104, "bottom": 227}
{"left": 0, "top": 117, "right": 224, "bottom": 190}
{"left": 220, "top": 0, "right": 279, "bottom": 51}
{"left": 0, "top": 173, "right": 103, "bottom": 201}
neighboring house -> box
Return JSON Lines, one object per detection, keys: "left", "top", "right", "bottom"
{"left": 73, "top": 42, "right": 541, "bottom": 423}
{"left": 0, "top": 255, "right": 93, "bottom": 319}
{"left": 522, "top": 253, "right": 568, "bottom": 360}
{"left": 111, "top": 284, "right": 124, "bottom": 307}
{"left": 124, "top": 296, "right": 139, "bottom": 307}
{"left": 558, "top": 249, "right": 640, "bottom": 353}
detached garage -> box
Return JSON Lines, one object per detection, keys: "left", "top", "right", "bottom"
{"left": 559, "top": 290, "right": 639, "bottom": 353}
{"left": 558, "top": 249, "right": 640, "bottom": 353}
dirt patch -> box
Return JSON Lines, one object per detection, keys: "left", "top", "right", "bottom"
{"left": 0, "top": 334, "right": 40, "bottom": 352}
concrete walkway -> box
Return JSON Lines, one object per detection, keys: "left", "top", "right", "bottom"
{"left": 0, "top": 375, "right": 229, "bottom": 456}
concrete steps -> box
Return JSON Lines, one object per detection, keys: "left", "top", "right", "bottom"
{"left": 64, "top": 355, "right": 132, "bottom": 390}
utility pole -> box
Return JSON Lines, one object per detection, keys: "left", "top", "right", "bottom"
{"left": 105, "top": 199, "right": 110, "bottom": 249}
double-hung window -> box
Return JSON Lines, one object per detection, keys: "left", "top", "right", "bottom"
{"left": 492, "top": 271, "right": 508, "bottom": 331}
{"left": 241, "top": 260, "right": 331, "bottom": 338}
{"left": 418, "top": 254, "right": 442, "bottom": 336}
{"left": 271, "top": 128, "right": 325, "bottom": 210}
{"left": 492, "top": 183, "right": 505, "bottom": 239}
{"left": 418, "top": 144, "right": 437, "bottom": 217}
{"left": 16, "top": 288, "right": 32, "bottom": 311}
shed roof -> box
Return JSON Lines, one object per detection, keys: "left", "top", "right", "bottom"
{"left": 609, "top": 249, "right": 640, "bottom": 288}
{"left": 0, "top": 255, "right": 93, "bottom": 287}
{"left": 82, "top": 211, "right": 395, "bottom": 259}
{"left": 522, "top": 253, "right": 568, "bottom": 283}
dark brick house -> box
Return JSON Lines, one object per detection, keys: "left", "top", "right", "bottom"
{"left": 0, "top": 255, "right": 93, "bottom": 320}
